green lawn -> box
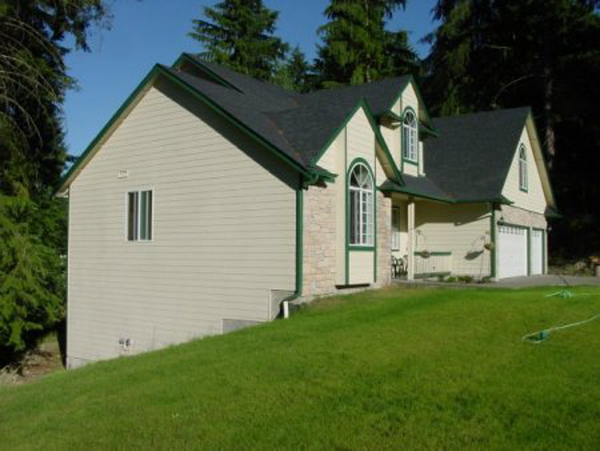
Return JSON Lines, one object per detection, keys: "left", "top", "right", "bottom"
{"left": 1, "top": 286, "right": 600, "bottom": 450}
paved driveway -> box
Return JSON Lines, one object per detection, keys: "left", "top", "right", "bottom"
{"left": 494, "top": 274, "right": 600, "bottom": 288}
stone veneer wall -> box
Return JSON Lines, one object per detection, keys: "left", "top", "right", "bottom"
{"left": 302, "top": 183, "right": 393, "bottom": 297}
{"left": 302, "top": 182, "right": 337, "bottom": 297}
{"left": 376, "top": 193, "right": 392, "bottom": 287}
{"left": 499, "top": 205, "right": 547, "bottom": 229}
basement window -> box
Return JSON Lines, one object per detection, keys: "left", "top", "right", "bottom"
{"left": 128, "top": 190, "right": 153, "bottom": 241}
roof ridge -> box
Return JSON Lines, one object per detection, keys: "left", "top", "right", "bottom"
{"left": 433, "top": 106, "right": 531, "bottom": 121}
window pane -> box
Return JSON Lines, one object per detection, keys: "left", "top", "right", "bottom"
{"left": 147, "top": 190, "right": 153, "bottom": 240}
{"left": 128, "top": 192, "right": 138, "bottom": 241}
{"left": 350, "top": 190, "right": 358, "bottom": 244}
{"left": 140, "top": 191, "right": 148, "bottom": 240}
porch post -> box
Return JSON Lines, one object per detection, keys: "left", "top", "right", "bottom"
{"left": 407, "top": 200, "right": 415, "bottom": 280}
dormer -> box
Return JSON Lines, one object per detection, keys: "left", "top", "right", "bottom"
{"left": 378, "top": 77, "right": 437, "bottom": 178}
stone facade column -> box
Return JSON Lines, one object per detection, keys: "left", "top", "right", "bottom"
{"left": 302, "top": 183, "right": 337, "bottom": 297}
{"left": 407, "top": 200, "right": 415, "bottom": 280}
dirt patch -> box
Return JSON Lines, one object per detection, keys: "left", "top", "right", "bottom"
{"left": 0, "top": 336, "right": 64, "bottom": 387}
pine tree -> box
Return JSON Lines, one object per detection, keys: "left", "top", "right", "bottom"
{"left": 315, "top": 0, "right": 412, "bottom": 87}
{"left": 189, "top": 0, "right": 288, "bottom": 81}
{"left": 272, "top": 46, "right": 313, "bottom": 92}
{"left": 0, "top": 0, "right": 107, "bottom": 364}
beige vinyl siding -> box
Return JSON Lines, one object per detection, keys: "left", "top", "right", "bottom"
{"left": 414, "top": 202, "right": 492, "bottom": 277}
{"left": 68, "top": 80, "right": 297, "bottom": 366}
{"left": 349, "top": 252, "right": 374, "bottom": 284}
{"left": 501, "top": 126, "right": 547, "bottom": 214}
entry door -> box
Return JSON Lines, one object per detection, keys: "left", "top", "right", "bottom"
{"left": 530, "top": 229, "right": 544, "bottom": 275}
{"left": 498, "top": 225, "right": 528, "bottom": 278}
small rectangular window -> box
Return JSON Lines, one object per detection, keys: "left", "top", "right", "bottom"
{"left": 127, "top": 190, "right": 153, "bottom": 241}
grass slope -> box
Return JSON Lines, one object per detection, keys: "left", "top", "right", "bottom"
{"left": 1, "top": 287, "right": 600, "bottom": 450}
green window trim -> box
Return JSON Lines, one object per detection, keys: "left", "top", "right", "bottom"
{"left": 345, "top": 157, "right": 377, "bottom": 285}
{"left": 401, "top": 107, "right": 419, "bottom": 168}
{"left": 519, "top": 144, "right": 529, "bottom": 193}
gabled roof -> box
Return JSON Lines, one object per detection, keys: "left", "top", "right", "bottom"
{"left": 59, "top": 54, "right": 415, "bottom": 193}
{"left": 425, "top": 107, "right": 534, "bottom": 202}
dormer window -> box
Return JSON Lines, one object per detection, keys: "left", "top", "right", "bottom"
{"left": 402, "top": 109, "right": 418, "bottom": 163}
{"left": 519, "top": 145, "right": 528, "bottom": 192}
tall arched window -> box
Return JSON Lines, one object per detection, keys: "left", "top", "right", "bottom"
{"left": 349, "top": 162, "right": 374, "bottom": 246}
{"left": 519, "top": 145, "right": 528, "bottom": 192}
{"left": 402, "top": 109, "right": 418, "bottom": 162}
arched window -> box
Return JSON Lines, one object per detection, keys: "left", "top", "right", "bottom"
{"left": 349, "top": 162, "right": 374, "bottom": 246}
{"left": 402, "top": 109, "right": 418, "bottom": 162}
{"left": 519, "top": 145, "right": 528, "bottom": 192}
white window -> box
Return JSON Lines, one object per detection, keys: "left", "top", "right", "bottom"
{"left": 349, "top": 163, "right": 374, "bottom": 246}
{"left": 391, "top": 207, "right": 401, "bottom": 251}
{"left": 402, "top": 109, "right": 418, "bottom": 162}
{"left": 519, "top": 145, "right": 528, "bottom": 192}
{"left": 128, "top": 190, "right": 153, "bottom": 241}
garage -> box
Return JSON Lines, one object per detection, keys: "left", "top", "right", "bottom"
{"left": 530, "top": 229, "right": 544, "bottom": 275}
{"left": 497, "top": 225, "right": 528, "bottom": 278}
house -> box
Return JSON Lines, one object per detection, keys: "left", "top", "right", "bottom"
{"left": 58, "top": 54, "right": 557, "bottom": 367}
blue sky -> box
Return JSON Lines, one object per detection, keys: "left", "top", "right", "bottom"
{"left": 63, "top": 0, "right": 438, "bottom": 157}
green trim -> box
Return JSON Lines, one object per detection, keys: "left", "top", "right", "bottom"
{"left": 172, "top": 53, "right": 242, "bottom": 93}
{"left": 57, "top": 66, "right": 160, "bottom": 194}
{"left": 527, "top": 228, "right": 532, "bottom": 276}
{"left": 385, "top": 76, "right": 438, "bottom": 135}
{"left": 490, "top": 207, "right": 497, "bottom": 278}
{"left": 296, "top": 186, "right": 304, "bottom": 296}
{"left": 58, "top": 64, "right": 316, "bottom": 194}
{"left": 380, "top": 181, "right": 514, "bottom": 206}
{"left": 345, "top": 157, "right": 377, "bottom": 285}
{"left": 414, "top": 251, "right": 452, "bottom": 257}
{"left": 309, "top": 99, "right": 404, "bottom": 186}
{"left": 362, "top": 100, "right": 404, "bottom": 185}
{"left": 344, "top": 128, "right": 349, "bottom": 285}
{"left": 414, "top": 271, "right": 451, "bottom": 279}
{"left": 400, "top": 106, "right": 419, "bottom": 166}
{"left": 373, "top": 137, "right": 378, "bottom": 283}
{"left": 419, "top": 122, "right": 439, "bottom": 138}
{"left": 518, "top": 144, "right": 528, "bottom": 193}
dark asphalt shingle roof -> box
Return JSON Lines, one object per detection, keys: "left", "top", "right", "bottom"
{"left": 168, "top": 55, "right": 531, "bottom": 202}
{"left": 425, "top": 107, "right": 531, "bottom": 201}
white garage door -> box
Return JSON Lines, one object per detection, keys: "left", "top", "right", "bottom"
{"left": 530, "top": 229, "right": 544, "bottom": 275}
{"left": 498, "top": 225, "right": 528, "bottom": 279}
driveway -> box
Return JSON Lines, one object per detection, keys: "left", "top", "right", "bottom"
{"left": 494, "top": 274, "right": 600, "bottom": 288}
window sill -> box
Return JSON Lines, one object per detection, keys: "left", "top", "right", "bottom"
{"left": 349, "top": 246, "right": 375, "bottom": 252}
{"left": 402, "top": 158, "right": 418, "bottom": 166}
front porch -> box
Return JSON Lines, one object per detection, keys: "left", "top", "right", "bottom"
{"left": 388, "top": 196, "right": 492, "bottom": 281}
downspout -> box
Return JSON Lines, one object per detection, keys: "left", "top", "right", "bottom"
{"left": 282, "top": 175, "right": 308, "bottom": 319}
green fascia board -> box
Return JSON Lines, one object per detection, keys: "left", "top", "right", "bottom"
{"left": 56, "top": 65, "right": 162, "bottom": 194}
{"left": 172, "top": 53, "right": 243, "bottom": 93}
{"left": 310, "top": 98, "right": 404, "bottom": 186}
{"left": 380, "top": 181, "right": 513, "bottom": 205}
{"left": 58, "top": 64, "right": 316, "bottom": 194}
{"left": 361, "top": 99, "right": 405, "bottom": 185}
{"left": 419, "top": 122, "right": 439, "bottom": 138}
{"left": 386, "top": 76, "right": 438, "bottom": 135}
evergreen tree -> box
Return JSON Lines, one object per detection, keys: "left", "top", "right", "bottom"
{"left": 424, "top": 0, "right": 600, "bottom": 257}
{"left": 315, "top": 0, "right": 414, "bottom": 87}
{"left": 189, "top": 0, "right": 288, "bottom": 81}
{"left": 272, "top": 46, "right": 313, "bottom": 92}
{"left": 0, "top": 0, "right": 107, "bottom": 364}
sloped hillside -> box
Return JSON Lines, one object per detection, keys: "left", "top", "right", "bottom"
{"left": 1, "top": 287, "right": 600, "bottom": 450}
